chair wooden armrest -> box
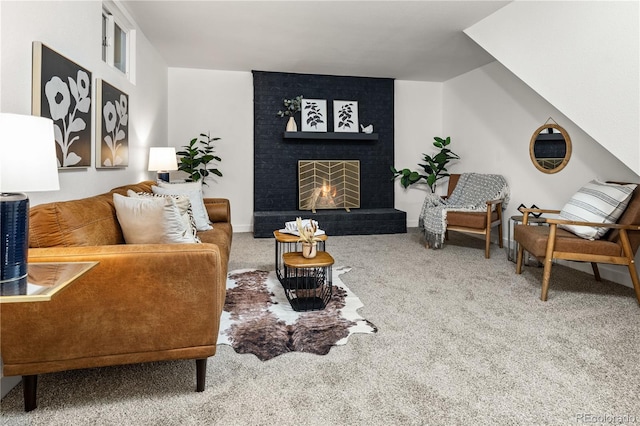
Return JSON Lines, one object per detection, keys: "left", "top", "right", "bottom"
{"left": 520, "top": 208, "right": 561, "bottom": 215}
{"left": 519, "top": 208, "right": 560, "bottom": 224}
{"left": 545, "top": 218, "right": 640, "bottom": 230}
{"left": 485, "top": 199, "right": 503, "bottom": 206}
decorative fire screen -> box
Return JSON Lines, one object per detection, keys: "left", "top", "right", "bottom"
{"left": 298, "top": 160, "right": 360, "bottom": 212}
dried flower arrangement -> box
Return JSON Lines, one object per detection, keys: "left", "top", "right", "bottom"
{"left": 295, "top": 217, "right": 322, "bottom": 244}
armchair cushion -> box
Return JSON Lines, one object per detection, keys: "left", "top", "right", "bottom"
{"left": 447, "top": 210, "right": 500, "bottom": 229}
{"left": 559, "top": 180, "right": 637, "bottom": 240}
{"left": 514, "top": 224, "right": 623, "bottom": 258}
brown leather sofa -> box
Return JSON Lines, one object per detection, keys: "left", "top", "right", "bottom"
{"left": 0, "top": 181, "right": 232, "bottom": 411}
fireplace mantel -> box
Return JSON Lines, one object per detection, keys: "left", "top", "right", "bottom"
{"left": 283, "top": 132, "right": 379, "bottom": 141}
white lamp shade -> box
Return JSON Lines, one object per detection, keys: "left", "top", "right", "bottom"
{"left": 148, "top": 147, "right": 178, "bottom": 171}
{"left": 0, "top": 113, "right": 60, "bottom": 193}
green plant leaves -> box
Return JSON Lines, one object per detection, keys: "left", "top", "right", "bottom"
{"left": 177, "top": 132, "right": 223, "bottom": 185}
{"left": 391, "top": 136, "right": 459, "bottom": 192}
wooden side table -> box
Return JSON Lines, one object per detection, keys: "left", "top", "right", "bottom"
{"left": 282, "top": 251, "right": 333, "bottom": 312}
{"left": 273, "top": 230, "right": 327, "bottom": 284}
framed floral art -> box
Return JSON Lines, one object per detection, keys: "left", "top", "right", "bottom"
{"left": 32, "top": 41, "right": 92, "bottom": 168}
{"left": 96, "top": 79, "right": 129, "bottom": 168}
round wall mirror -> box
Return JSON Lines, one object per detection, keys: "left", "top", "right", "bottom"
{"left": 529, "top": 123, "right": 572, "bottom": 174}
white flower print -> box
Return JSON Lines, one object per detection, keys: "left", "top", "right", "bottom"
{"left": 102, "top": 94, "right": 128, "bottom": 167}
{"left": 44, "top": 71, "right": 90, "bottom": 167}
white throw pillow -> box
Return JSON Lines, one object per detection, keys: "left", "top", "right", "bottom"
{"left": 153, "top": 181, "right": 212, "bottom": 231}
{"left": 113, "top": 193, "right": 198, "bottom": 244}
{"left": 558, "top": 180, "right": 637, "bottom": 240}
{"left": 127, "top": 190, "right": 201, "bottom": 243}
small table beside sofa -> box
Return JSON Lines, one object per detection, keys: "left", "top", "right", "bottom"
{"left": 0, "top": 181, "right": 232, "bottom": 411}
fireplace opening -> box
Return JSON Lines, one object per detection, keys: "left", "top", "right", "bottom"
{"left": 299, "top": 160, "right": 360, "bottom": 213}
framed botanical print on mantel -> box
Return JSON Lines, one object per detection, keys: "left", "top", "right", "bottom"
{"left": 32, "top": 41, "right": 92, "bottom": 168}
{"left": 95, "top": 79, "right": 129, "bottom": 168}
{"left": 301, "top": 99, "right": 327, "bottom": 132}
{"left": 333, "top": 100, "right": 359, "bottom": 133}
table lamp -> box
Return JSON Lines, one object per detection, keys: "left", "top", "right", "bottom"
{"left": 0, "top": 113, "right": 60, "bottom": 295}
{"left": 148, "top": 147, "right": 178, "bottom": 183}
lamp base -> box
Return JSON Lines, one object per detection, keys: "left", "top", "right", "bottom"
{"left": 157, "top": 171, "right": 170, "bottom": 183}
{"left": 1, "top": 193, "right": 29, "bottom": 295}
{"left": 0, "top": 276, "right": 27, "bottom": 296}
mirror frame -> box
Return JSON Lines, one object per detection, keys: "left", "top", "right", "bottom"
{"left": 529, "top": 123, "right": 572, "bottom": 174}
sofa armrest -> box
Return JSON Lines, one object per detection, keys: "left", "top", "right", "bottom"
{"left": 1, "top": 244, "right": 226, "bottom": 376}
{"left": 203, "top": 198, "right": 231, "bottom": 223}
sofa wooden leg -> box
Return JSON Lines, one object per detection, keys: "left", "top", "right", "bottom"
{"left": 591, "top": 262, "right": 601, "bottom": 281}
{"left": 23, "top": 375, "right": 37, "bottom": 412}
{"left": 195, "top": 359, "right": 207, "bottom": 392}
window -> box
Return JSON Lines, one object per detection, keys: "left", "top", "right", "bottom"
{"left": 102, "top": 2, "right": 135, "bottom": 81}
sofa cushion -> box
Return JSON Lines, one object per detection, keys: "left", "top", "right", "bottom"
{"left": 113, "top": 193, "right": 198, "bottom": 244}
{"left": 29, "top": 193, "right": 124, "bottom": 248}
{"left": 558, "top": 180, "right": 637, "bottom": 240}
{"left": 153, "top": 182, "right": 212, "bottom": 231}
{"left": 128, "top": 190, "right": 200, "bottom": 243}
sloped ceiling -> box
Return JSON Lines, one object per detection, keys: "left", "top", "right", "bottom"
{"left": 465, "top": 1, "right": 640, "bottom": 176}
{"left": 121, "top": 0, "right": 510, "bottom": 82}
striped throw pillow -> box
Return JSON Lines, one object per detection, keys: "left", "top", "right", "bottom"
{"left": 558, "top": 180, "right": 637, "bottom": 240}
{"left": 128, "top": 190, "right": 201, "bottom": 243}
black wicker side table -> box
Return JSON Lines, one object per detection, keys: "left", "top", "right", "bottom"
{"left": 273, "top": 230, "right": 327, "bottom": 284}
{"left": 282, "top": 251, "right": 333, "bottom": 312}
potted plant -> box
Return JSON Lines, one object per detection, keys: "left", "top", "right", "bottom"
{"left": 277, "top": 95, "right": 303, "bottom": 131}
{"left": 391, "top": 136, "right": 460, "bottom": 193}
{"left": 296, "top": 217, "right": 322, "bottom": 258}
{"left": 176, "top": 132, "right": 222, "bottom": 185}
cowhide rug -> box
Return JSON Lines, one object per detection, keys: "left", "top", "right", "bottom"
{"left": 218, "top": 266, "right": 377, "bottom": 361}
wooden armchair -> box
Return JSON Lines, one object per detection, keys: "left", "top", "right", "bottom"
{"left": 514, "top": 184, "right": 640, "bottom": 304}
{"left": 444, "top": 174, "right": 505, "bottom": 258}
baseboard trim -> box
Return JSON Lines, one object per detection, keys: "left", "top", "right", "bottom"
{"left": 1, "top": 375, "right": 21, "bottom": 399}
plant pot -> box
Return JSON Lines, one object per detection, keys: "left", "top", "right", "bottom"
{"left": 286, "top": 116, "right": 298, "bottom": 132}
{"left": 301, "top": 241, "right": 317, "bottom": 259}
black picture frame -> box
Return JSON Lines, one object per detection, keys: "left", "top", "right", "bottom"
{"left": 95, "top": 79, "right": 129, "bottom": 168}
{"left": 32, "top": 41, "right": 92, "bottom": 168}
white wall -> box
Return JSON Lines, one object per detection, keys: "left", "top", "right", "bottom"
{"left": 393, "top": 80, "right": 443, "bottom": 226}
{"left": 465, "top": 0, "right": 640, "bottom": 175}
{"left": 443, "top": 60, "right": 640, "bottom": 286}
{"left": 0, "top": 0, "right": 168, "bottom": 206}
{"left": 167, "top": 68, "right": 254, "bottom": 232}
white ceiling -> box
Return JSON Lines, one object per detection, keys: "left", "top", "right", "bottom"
{"left": 121, "top": 0, "right": 510, "bottom": 82}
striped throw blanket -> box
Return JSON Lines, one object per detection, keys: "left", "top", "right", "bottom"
{"left": 418, "top": 173, "right": 509, "bottom": 249}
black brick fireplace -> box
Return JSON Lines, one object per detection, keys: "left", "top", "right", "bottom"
{"left": 253, "top": 71, "right": 406, "bottom": 237}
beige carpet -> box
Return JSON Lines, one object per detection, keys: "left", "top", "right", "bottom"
{"left": 1, "top": 229, "right": 639, "bottom": 425}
